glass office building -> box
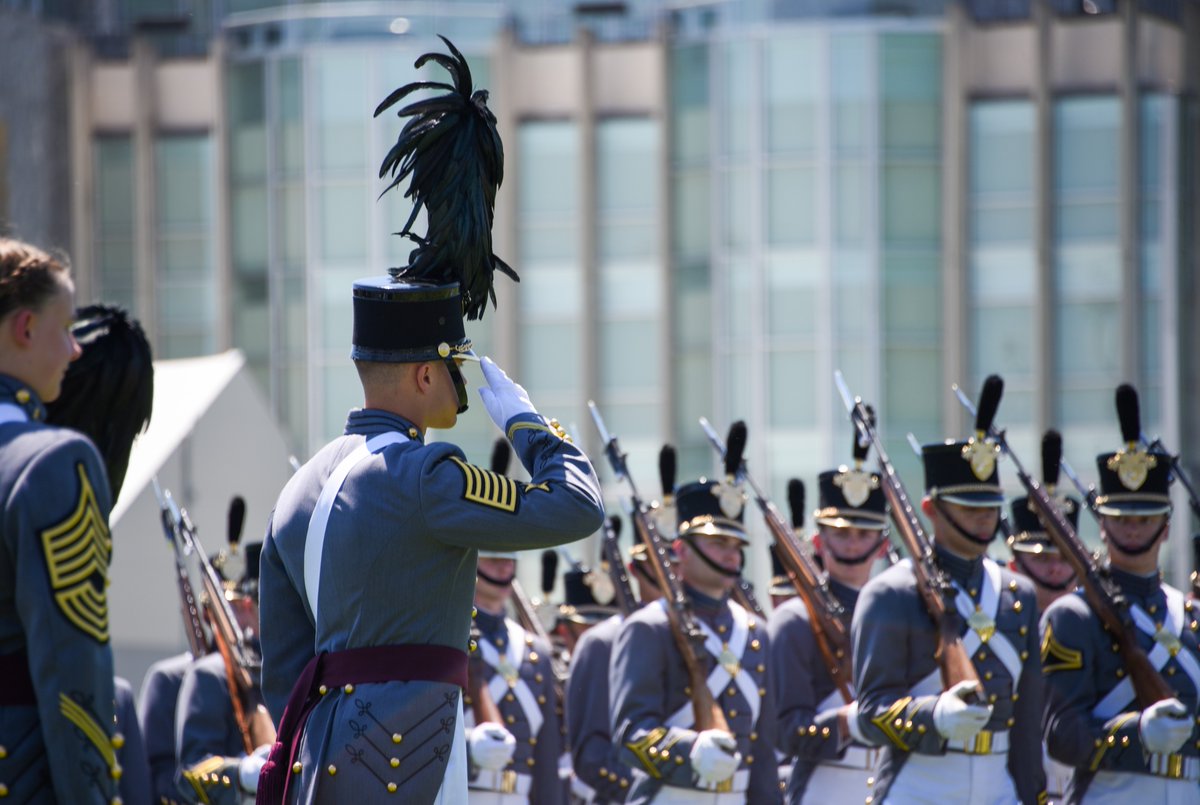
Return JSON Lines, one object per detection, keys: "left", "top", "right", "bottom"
{"left": 2, "top": 0, "right": 1198, "bottom": 586}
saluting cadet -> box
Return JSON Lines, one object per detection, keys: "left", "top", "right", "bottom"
{"left": 256, "top": 38, "right": 605, "bottom": 804}
{"left": 610, "top": 478, "right": 780, "bottom": 804}
{"left": 769, "top": 459, "right": 889, "bottom": 805}
{"left": 567, "top": 526, "right": 668, "bottom": 804}
{"left": 466, "top": 552, "right": 564, "bottom": 804}
{"left": 175, "top": 544, "right": 270, "bottom": 804}
{"left": 1041, "top": 387, "right": 1200, "bottom": 804}
{"left": 851, "top": 435, "right": 1046, "bottom": 804}
{"left": 0, "top": 238, "right": 122, "bottom": 802}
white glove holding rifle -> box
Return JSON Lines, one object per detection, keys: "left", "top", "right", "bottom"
{"left": 469, "top": 721, "right": 517, "bottom": 771}
{"left": 1140, "top": 698, "right": 1192, "bottom": 755}
{"left": 933, "top": 680, "right": 993, "bottom": 743}
{"left": 690, "top": 729, "right": 740, "bottom": 785}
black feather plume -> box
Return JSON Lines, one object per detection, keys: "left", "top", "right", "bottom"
{"left": 725, "top": 422, "right": 748, "bottom": 479}
{"left": 1115, "top": 384, "right": 1141, "bottom": 445}
{"left": 787, "top": 479, "right": 806, "bottom": 529}
{"left": 227, "top": 496, "right": 246, "bottom": 549}
{"left": 659, "top": 445, "right": 677, "bottom": 498}
{"left": 1041, "top": 431, "right": 1063, "bottom": 488}
{"left": 375, "top": 35, "right": 516, "bottom": 319}
{"left": 608, "top": 514, "right": 622, "bottom": 541}
{"left": 541, "top": 550, "right": 558, "bottom": 596}
{"left": 976, "top": 375, "right": 1004, "bottom": 436}
{"left": 45, "top": 304, "right": 153, "bottom": 500}
{"left": 490, "top": 437, "right": 511, "bottom": 475}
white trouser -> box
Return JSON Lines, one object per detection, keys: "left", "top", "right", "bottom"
{"left": 466, "top": 793, "right": 528, "bottom": 805}
{"left": 653, "top": 788, "right": 745, "bottom": 805}
{"left": 435, "top": 696, "right": 469, "bottom": 805}
{"left": 1045, "top": 754, "right": 1073, "bottom": 800}
{"left": 802, "top": 763, "right": 874, "bottom": 805}
{"left": 1085, "top": 772, "right": 1200, "bottom": 805}
{"left": 883, "top": 752, "right": 1014, "bottom": 804}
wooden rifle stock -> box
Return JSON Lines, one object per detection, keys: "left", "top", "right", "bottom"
{"left": 834, "top": 376, "right": 982, "bottom": 697}
{"left": 162, "top": 487, "right": 276, "bottom": 752}
{"left": 589, "top": 401, "right": 728, "bottom": 733}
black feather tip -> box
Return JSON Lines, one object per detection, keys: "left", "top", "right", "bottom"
{"left": 787, "top": 479, "right": 806, "bottom": 529}
{"left": 490, "top": 437, "right": 511, "bottom": 476}
{"left": 227, "top": 496, "right": 246, "bottom": 548}
{"left": 725, "top": 421, "right": 748, "bottom": 479}
{"left": 541, "top": 550, "right": 558, "bottom": 595}
{"left": 659, "top": 445, "right": 677, "bottom": 498}
{"left": 1115, "top": 384, "right": 1141, "bottom": 445}
{"left": 1041, "top": 430, "right": 1063, "bottom": 488}
{"left": 607, "top": 514, "right": 622, "bottom": 541}
{"left": 976, "top": 375, "right": 1004, "bottom": 436}
{"left": 375, "top": 35, "right": 517, "bottom": 320}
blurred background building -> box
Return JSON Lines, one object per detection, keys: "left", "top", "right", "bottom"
{"left": 1, "top": 0, "right": 1197, "bottom": 681}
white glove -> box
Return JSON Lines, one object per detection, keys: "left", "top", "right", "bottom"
{"left": 238, "top": 743, "right": 272, "bottom": 792}
{"left": 933, "top": 681, "right": 993, "bottom": 743}
{"left": 1139, "top": 697, "right": 1192, "bottom": 755}
{"left": 477, "top": 357, "right": 538, "bottom": 431}
{"left": 689, "top": 729, "right": 740, "bottom": 785}
{"left": 469, "top": 722, "right": 517, "bottom": 771}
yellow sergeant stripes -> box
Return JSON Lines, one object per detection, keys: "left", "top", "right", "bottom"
{"left": 41, "top": 464, "right": 111, "bottom": 642}
{"left": 59, "top": 693, "right": 117, "bottom": 773}
{"left": 1040, "top": 623, "right": 1083, "bottom": 674}
{"left": 450, "top": 457, "right": 518, "bottom": 512}
{"left": 871, "top": 697, "right": 913, "bottom": 751}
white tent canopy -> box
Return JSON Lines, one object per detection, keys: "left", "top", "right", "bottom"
{"left": 108, "top": 350, "right": 294, "bottom": 689}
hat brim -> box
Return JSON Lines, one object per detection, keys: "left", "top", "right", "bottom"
{"left": 815, "top": 514, "right": 888, "bottom": 531}
{"left": 934, "top": 491, "right": 1005, "bottom": 508}
{"left": 1007, "top": 534, "right": 1061, "bottom": 555}
{"left": 1096, "top": 500, "right": 1172, "bottom": 517}
{"left": 477, "top": 551, "right": 518, "bottom": 560}
{"left": 679, "top": 521, "right": 750, "bottom": 545}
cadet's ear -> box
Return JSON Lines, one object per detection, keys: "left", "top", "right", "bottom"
{"left": 7, "top": 308, "right": 34, "bottom": 347}
{"left": 412, "top": 362, "right": 434, "bottom": 393}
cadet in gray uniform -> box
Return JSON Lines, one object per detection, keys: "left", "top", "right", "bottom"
{"left": 139, "top": 653, "right": 195, "bottom": 803}
{"left": 466, "top": 553, "right": 563, "bottom": 804}
{"left": 769, "top": 458, "right": 889, "bottom": 805}
{"left": 567, "top": 544, "right": 666, "bottom": 804}
{"left": 0, "top": 238, "right": 122, "bottom": 803}
{"left": 1042, "top": 394, "right": 1200, "bottom": 804}
{"left": 610, "top": 479, "right": 780, "bottom": 804}
{"left": 256, "top": 39, "right": 605, "bottom": 804}
{"left": 851, "top": 436, "right": 1047, "bottom": 804}
{"left": 175, "top": 544, "right": 268, "bottom": 804}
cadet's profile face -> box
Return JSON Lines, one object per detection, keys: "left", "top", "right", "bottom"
{"left": 677, "top": 533, "right": 743, "bottom": 592}
{"left": 477, "top": 557, "right": 516, "bottom": 585}
{"left": 22, "top": 281, "right": 81, "bottom": 403}
{"left": 925, "top": 499, "right": 999, "bottom": 557}
{"left": 1014, "top": 551, "right": 1075, "bottom": 588}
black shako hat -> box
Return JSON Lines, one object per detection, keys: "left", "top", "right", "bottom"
{"left": 815, "top": 420, "right": 888, "bottom": 530}
{"left": 674, "top": 479, "right": 749, "bottom": 545}
{"left": 1094, "top": 384, "right": 1172, "bottom": 516}
{"left": 1009, "top": 430, "right": 1079, "bottom": 555}
{"left": 923, "top": 375, "right": 1005, "bottom": 507}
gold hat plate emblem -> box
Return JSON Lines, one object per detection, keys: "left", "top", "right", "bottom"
{"left": 1108, "top": 449, "right": 1157, "bottom": 491}
{"left": 834, "top": 468, "right": 878, "bottom": 508}
{"left": 961, "top": 439, "right": 999, "bottom": 481}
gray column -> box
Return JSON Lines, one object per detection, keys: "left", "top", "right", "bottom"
{"left": 212, "top": 38, "right": 233, "bottom": 351}
{"left": 940, "top": 1, "right": 968, "bottom": 435}
{"left": 577, "top": 28, "right": 599, "bottom": 433}
{"left": 1033, "top": 0, "right": 1054, "bottom": 434}
{"left": 1117, "top": 1, "right": 1141, "bottom": 384}
{"left": 131, "top": 36, "right": 158, "bottom": 347}
{"left": 67, "top": 39, "right": 95, "bottom": 301}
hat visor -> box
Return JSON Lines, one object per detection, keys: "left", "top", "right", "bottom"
{"left": 815, "top": 514, "right": 888, "bottom": 531}
{"left": 477, "top": 550, "right": 518, "bottom": 559}
{"left": 455, "top": 347, "right": 480, "bottom": 363}
{"left": 680, "top": 521, "right": 750, "bottom": 545}
{"left": 1007, "top": 534, "right": 1060, "bottom": 555}
{"left": 1095, "top": 500, "right": 1172, "bottom": 517}
{"left": 934, "top": 491, "right": 1005, "bottom": 508}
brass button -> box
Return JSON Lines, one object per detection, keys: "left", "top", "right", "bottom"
{"left": 390, "top": 758, "right": 399, "bottom": 768}
{"left": 392, "top": 733, "right": 403, "bottom": 744}
{"left": 1013, "top": 601, "right": 1023, "bottom": 613}
{"left": 717, "top": 625, "right": 727, "bottom": 634}
{"left": 529, "top": 652, "right": 539, "bottom": 662}
{"left": 328, "top": 765, "right": 337, "bottom": 775}
{"left": 750, "top": 640, "right": 761, "bottom": 651}
{"left": 526, "top": 758, "right": 536, "bottom": 767}
{"left": 319, "top": 685, "right": 328, "bottom": 695}
{"left": 387, "top": 782, "right": 398, "bottom": 793}
{"left": 343, "top": 684, "right": 354, "bottom": 694}
{"left": 535, "top": 673, "right": 544, "bottom": 683}
{"left": 111, "top": 765, "right": 123, "bottom": 780}
{"left": 1008, "top": 580, "right": 1018, "bottom": 592}
{"left": 505, "top": 693, "right": 515, "bottom": 702}
{"left": 506, "top": 715, "right": 516, "bottom": 724}
{"left": 728, "top": 709, "right": 737, "bottom": 718}
{"left": 15, "top": 389, "right": 29, "bottom": 404}
{"left": 749, "top": 732, "right": 758, "bottom": 741}
{"left": 978, "top": 650, "right": 988, "bottom": 660}
{"left": 537, "top": 695, "right": 546, "bottom": 704}
{"left": 1019, "top": 626, "right": 1028, "bottom": 636}
{"left": 111, "top": 733, "right": 125, "bottom": 749}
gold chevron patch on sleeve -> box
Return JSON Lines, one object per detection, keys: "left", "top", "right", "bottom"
{"left": 1041, "top": 622, "right": 1083, "bottom": 674}
{"left": 181, "top": 755, "right": 228, "bottom": 804}
{"left": 625, "top": 726, "right": 669, "bottom": 778}
{"left": 59, "top": 693, "right": 117, "bottom": 773}
{"left": 450, "top": 457, "right": 518, "bottom": 512}
{"left": 41, "top": 464, "right": 111, "bottom": 643}
{"left": 871, "top": 696, "right": 913, "bottom": 751}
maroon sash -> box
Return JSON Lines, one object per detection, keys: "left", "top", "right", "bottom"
{"left": 256, "top": 643, "right": 467, "bottom": 804}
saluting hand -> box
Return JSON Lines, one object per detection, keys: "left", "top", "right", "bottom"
{"left": 478, "top": 357, "right": 538, "bottom": 431}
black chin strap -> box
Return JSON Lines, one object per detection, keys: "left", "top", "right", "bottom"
{"left": 934, "top": 501, "right": 999, "bottom": 546}
{"left": 824, "top": 536, "right": 887, "bottom": 567}
{"left": 1012, "top": 554, "right": 1076, "bottom": 591}
{"left": 477, "top": 567, "right": 515, "bottom": 587}
{"left": 684, "top": 537, "right": 743, "bottom": 578}
{"left": 1105, "top": 519, "right": 1171, "bottom": 557}
{"left": 447, "top": 360, "right": 469, "bottom": 414}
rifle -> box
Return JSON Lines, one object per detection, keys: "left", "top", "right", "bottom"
{"left": 955, "top": 376, "right": 1175, "bottom": 708}
{"left": 511, "top": 577, "right": 570, "bottom": 689}
{"left": 600, "top": 515, "right": 639, "bottom": 616}
{"left": 589, "top": 401, "right": 729, "bottom": 733}
{"left": 157, "top": 484, "right": 276, "bottom": 753}
{"left": 153, "top": 478, "right": 208, "bottom": 659}
{"left": 834, "top": 372, "right": 983, "bottom": 699}
{"left": 699, "top": 417, "right": 853, "bottom": 704}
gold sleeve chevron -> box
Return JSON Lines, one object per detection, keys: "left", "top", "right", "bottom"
{"left": 41, "top": 463, "right": 111, "bottom": 642}
{"left": 871, "top": 696, "right": 914, "bottom": 751}
{"left": 59, "top": 693, "right": 118, "bottom": 775}
{"left": 450, "top": 457, "right": 518, "bottom": 512}
{"left": 1089, "top": 712, "right": 1138, "bottom": 771}
{"left": 624, "top": 726, "right": 686, "bottom": 779}
{"left": 1040, "top": 622, "right": 1083, "bottom": 674}
{"left": 181, "top": 755, "right": 230, "bottom": 804}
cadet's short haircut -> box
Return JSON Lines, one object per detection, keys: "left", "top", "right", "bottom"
{"left": 0, "top": 238, "right": 72, "bottom": 321}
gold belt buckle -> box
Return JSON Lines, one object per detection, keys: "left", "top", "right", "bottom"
{"left": 969, "top": 730, "right": 993, "bottom": 755}
{"left": 499, "top": 770, "right": 518, "bottom": 793}
{"left": 714, "top": 777, "right": 734, "bottom": 793}
{"left": 1164, "top": 754, "right": 1184, "bottom": 780}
